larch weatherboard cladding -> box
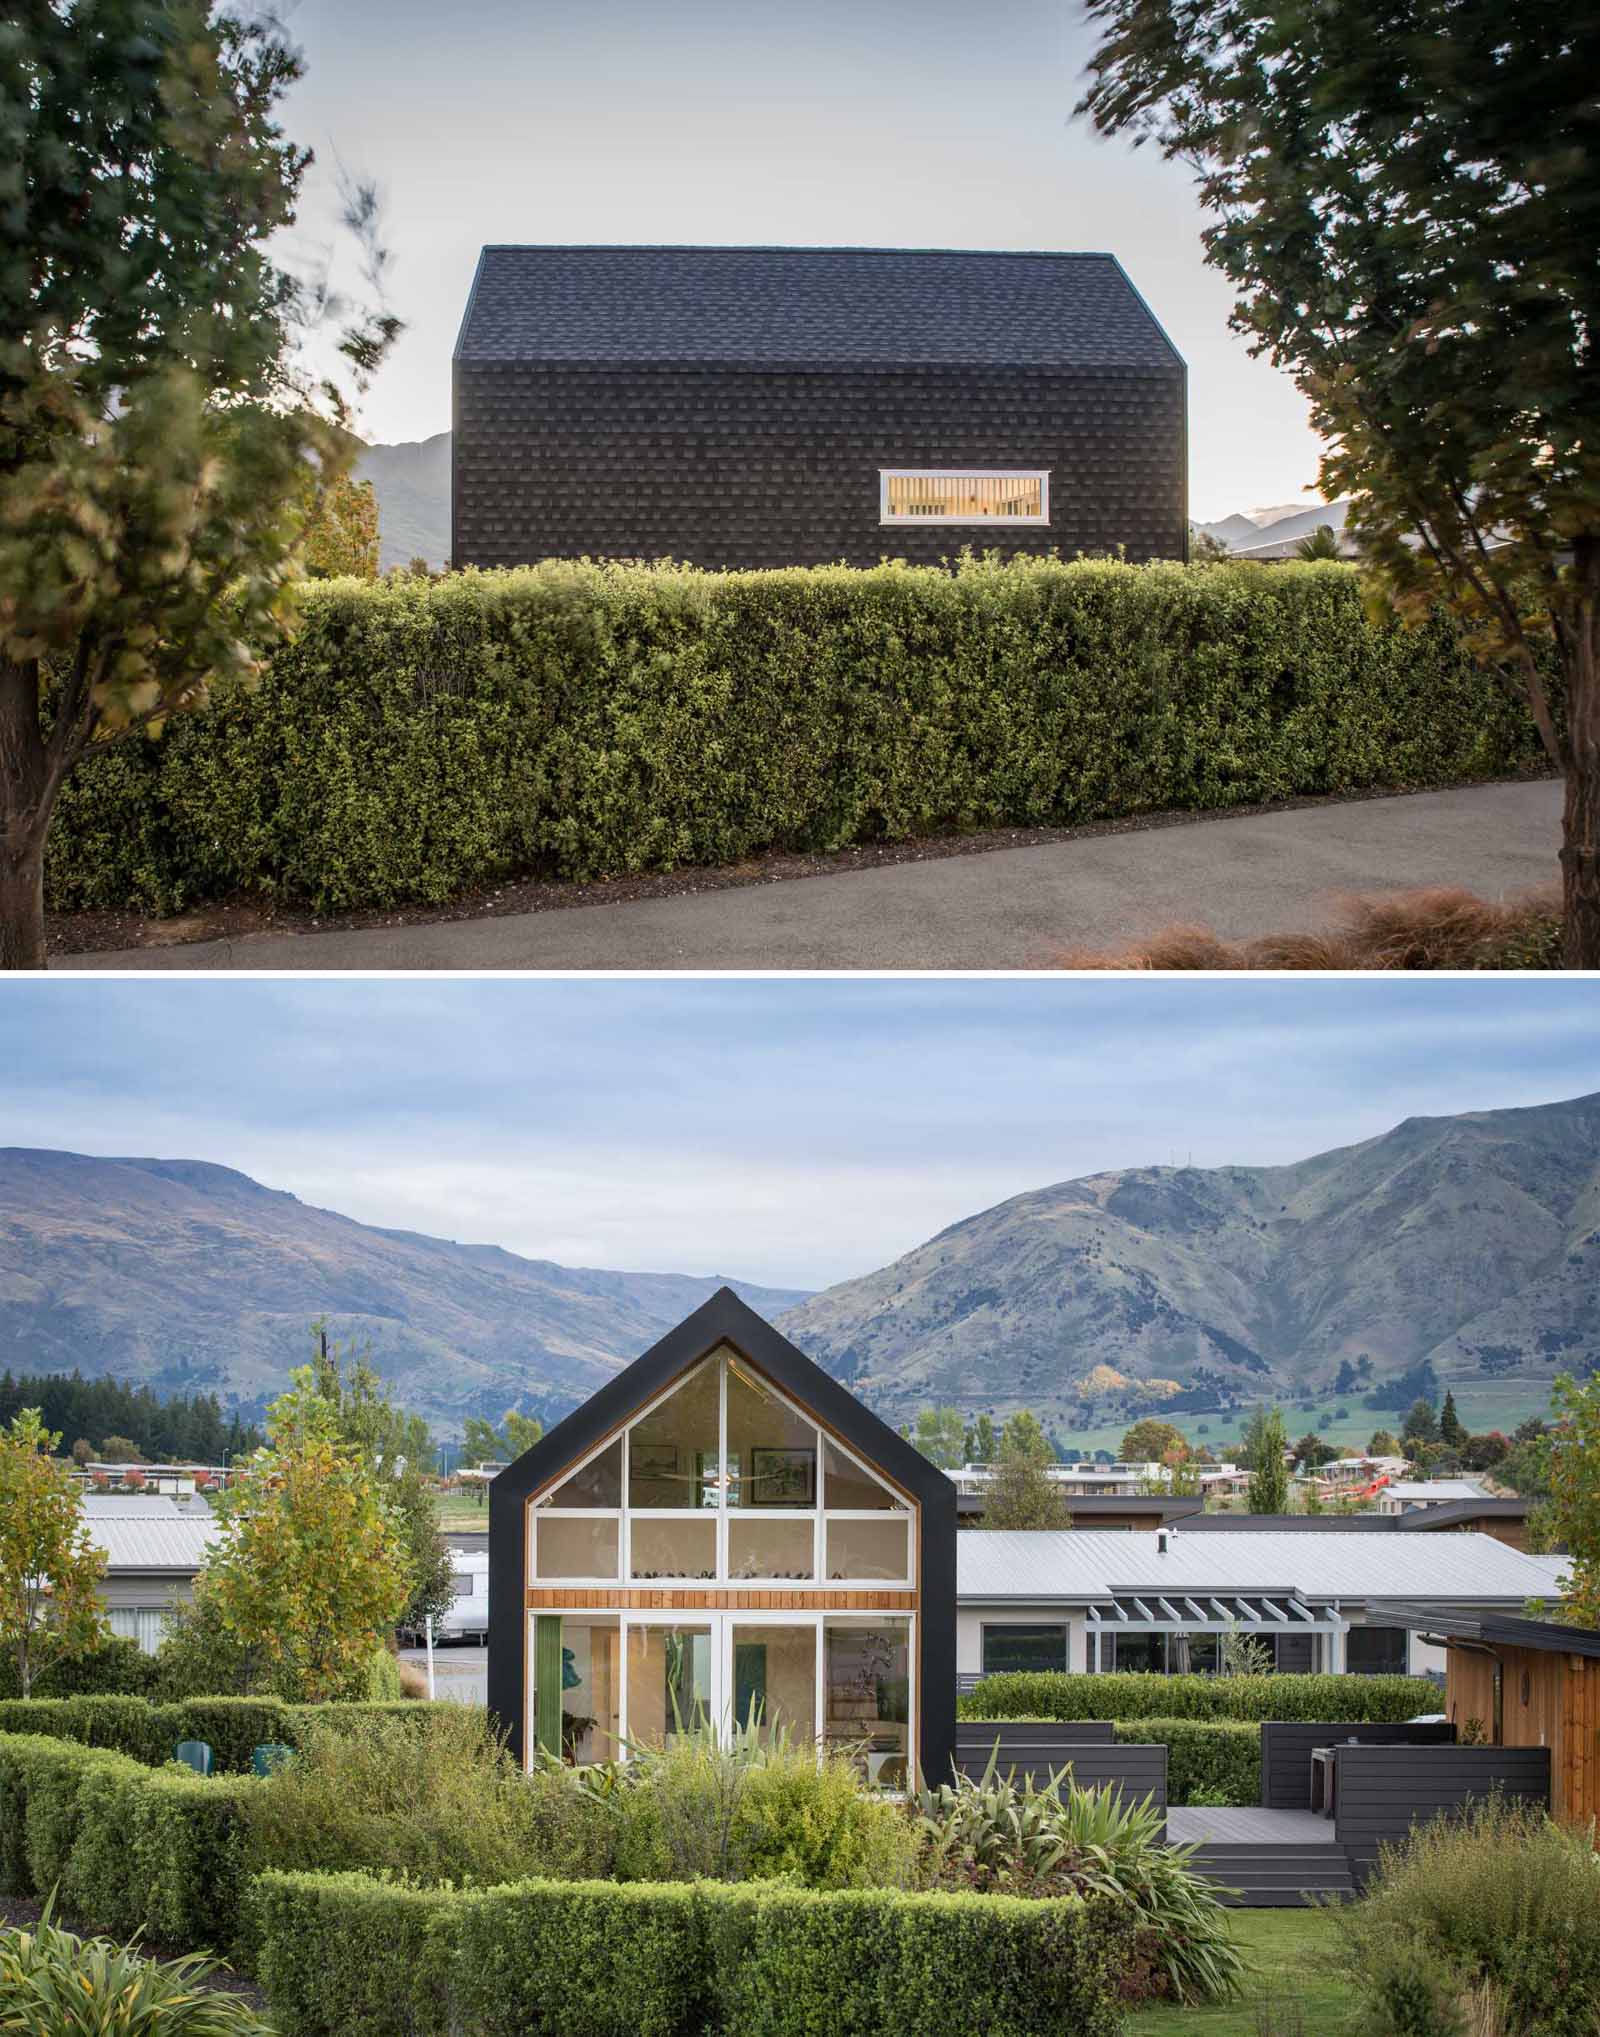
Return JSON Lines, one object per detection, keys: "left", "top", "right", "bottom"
{"left": 452, "top": 361, "right": 1186, "bottom": 571}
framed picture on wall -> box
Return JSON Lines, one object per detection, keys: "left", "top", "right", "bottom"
{"left": 749, "top": 1445, "right": 816, "bottom": 1507}
{"left": 630, "top": 1442, "right": 684, "bottom": 1496}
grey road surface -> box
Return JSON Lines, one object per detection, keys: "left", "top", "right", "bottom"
{"left": 400, "top": 1644, "right": 487, "bottom": 1706}
{"left": 55, "top": 778, "right": 1562, "bottom": 972}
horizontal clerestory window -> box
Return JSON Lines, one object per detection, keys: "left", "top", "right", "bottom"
{"left": 879, "top": 470, "right": 1049, "bottom": 525}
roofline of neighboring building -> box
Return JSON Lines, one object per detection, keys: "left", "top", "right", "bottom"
{"left": 1384, "top": 1601, "right": 1600, "bottom": 1659}
{"left": 1394, "top": 1498, "right": 1531, "bottom": 1530}
{"left": 955, "top": 1492, "right": 1204, "bottom": 1519}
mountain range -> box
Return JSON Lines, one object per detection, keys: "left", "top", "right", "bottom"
{"left": 0, "top": 1149, "right": 807, "bottom": 1432}
{"left": 782, "top": 1092, "right": 1600, "bottom": 1425}
{"left": 351, "top": 437, "right": 1348, "bottom": 577}
{"left": 3, "top": 1093, "right": 1594, "bottom": 1439}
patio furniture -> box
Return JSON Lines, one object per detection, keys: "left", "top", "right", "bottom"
{"left": 1309, "top": 1745, "right": 1336, "bottom": 1816}
{"left": 173, "top": 1739, "right": 213, "bottom": 1776}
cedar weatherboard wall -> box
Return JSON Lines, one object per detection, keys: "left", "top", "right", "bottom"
{"left": 452, "top": 247, "right": 1187, "bottom": 572}
{"left": 1447, "top": 1639, "right": 1600, "bottom": 1825}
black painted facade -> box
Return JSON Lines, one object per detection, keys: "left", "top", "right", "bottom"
{"left": 452, "top": 247, "right": 1187, "bottom": 572}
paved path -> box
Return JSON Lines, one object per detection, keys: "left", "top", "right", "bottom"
{"left": 55, "top": 778, "right": 1562, "bottom": 972}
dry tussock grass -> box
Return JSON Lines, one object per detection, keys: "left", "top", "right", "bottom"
{"left": 1054, "top": 885, "right": 1563, "bottom": 971}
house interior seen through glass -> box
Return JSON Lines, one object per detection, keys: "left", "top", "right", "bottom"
{"left": 528, "top": 1346, "right": 916, "bottom": 1775}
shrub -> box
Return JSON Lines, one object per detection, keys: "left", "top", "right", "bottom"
{"left": 0, "top": 1692, "right": 466, "bottom": 1774}
{"left": 1327, "top": 1797, "right": 1600, "bottom": 2036}
{"left": 0, "top": 1637, "right": 161, "bottom": 1701}
{"left": 914, "top": 1748, "right": 1244, "bottom": 2005}
{"left": 1112, "top": 1718, "right": 1260, "bottom": 1805}
{"left": 0, "top": 1732, "right": 258, "bottom": 1954}
{"left": 249, "top": 1867, "right": 1137, "bottom": 2037}
{"left": 1057, "top": 883, "right": 1565, "bottom": 971}
{"left": 960, "top": 1671, "right": 1438, "bottom": 1723}
{"left": 44, "top": 558, "right": 1540, "bottom": 918}
{"left": 242, "top": 1706, "right": 614, "bottom": 1887}
{"left": 0, "top": 1900, "right": 272, "bottom": 2036}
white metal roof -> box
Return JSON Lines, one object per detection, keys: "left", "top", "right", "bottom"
{"left": 1385, "top": 1481, "right": 1484, "bottom": 1502}
{"left": 82, "top": 1516, "right": 219, "bottom": 1573}
{"left": 80, "top": 1495, "right": 184, "bottom": 1518}
{"left": 956, "top": 1529, "right": 1567, "bottom": 1607}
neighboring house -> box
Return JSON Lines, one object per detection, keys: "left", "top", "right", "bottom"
{"left": 452, "top": 245, "right": 1187, "bottom": 572}
{"left": 956, "top": 1490, "right": 1203, "bottom": 1530}
{"left": 951, "top": 1460, "right": 1240, "bottom": 1501}
{"left": 80, "top": 1495, "right": 219, "bottom": 1653}
{"left": 1184, "top": 1498, "right": 1538, "bottom": 1550}
{"left": 1375, "top": 1478, "right": 1486, "bottom": 1516}
{"left": 488, "top": 1288, "right": 955, "bottom": 1779}
{"left": 1386, "top": 1602, "right": 1599, "bottom": 1826}
{"left": 958, "top": 1528, "right": 1569, "bottom": 1682}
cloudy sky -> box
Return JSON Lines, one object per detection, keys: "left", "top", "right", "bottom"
{"left": 278, "top": 0, "right": 1324, "bottom": 521}
{"left": 6, "top": 979, "right": 1594, "bottom": 1292}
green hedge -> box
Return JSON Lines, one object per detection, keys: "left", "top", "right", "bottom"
{"left": 45, "top": 558, "right": 1540, "bottom": 917}
{"left": 0, "top": 1694, "right": 464, "bottom": 1773}
{"left": 0, "top": 1732, "right": 257, "bottom": 1953}
{"left": 1111, "top": 1720, "right": 1260, "bottom": 1806}
{"left": 0, "top": 1638, "right": 162, "bottom": 1700}
{"left": 960, "top": 1671, "right": 1439, "bottom": 1723}
{"left": 250, "top": 1868, "right": 1136, "bottom": 2037}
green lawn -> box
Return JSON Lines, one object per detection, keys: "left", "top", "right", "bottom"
{"left": 1127, "top": 1908, "right": 1359, "bottom": 2036}
{"left": 435, "top": 1496, "right": 490, "bottom": 1531}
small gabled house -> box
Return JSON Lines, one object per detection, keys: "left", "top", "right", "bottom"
{"left": 452, "top": 244, "right": 1187, "bottom": 571}
{"left": 488, "top": 1288, "right": 956, "bottom": 1783}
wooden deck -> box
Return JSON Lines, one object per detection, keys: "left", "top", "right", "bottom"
{"left": 1167, "top": 1805, "right": 1338, "bottom": 1846}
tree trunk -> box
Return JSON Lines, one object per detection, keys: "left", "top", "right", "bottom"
{"left": 1562, "top": 757, "right": 1600, "bottom": 970}
{"left": 0, "top": 651, "right": 52, "bottom": 971}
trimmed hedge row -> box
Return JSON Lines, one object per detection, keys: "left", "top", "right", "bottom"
{"left": 0, "top": 1732, "right": 257, "bottom": 1953}
{"left": 960, "top": 1671, "right": 1439, "bottom": 1723}
{"left": 1111, "top": 1720, "right": 1260, "bottom": 1806}
{"left": 45, "top": 557, "right": 1540, "bottom": 916}
{"left": 249, "top": 1866, "right": 1137, "bottom": 2037}
{"left": 0, "top": 1638, "right": 162, "bottom": 1701}
{"left": 0, "top": 1695, "right": 463, "bottom": 1776}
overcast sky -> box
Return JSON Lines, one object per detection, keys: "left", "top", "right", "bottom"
{"left": 6, "top": 979, "right": 1594, "bottom": 1293}
{"left": 277, "top": 0, "right": 1324, "bottom": 521}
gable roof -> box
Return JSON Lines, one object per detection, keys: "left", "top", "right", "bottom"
{"left": 454, "top": 245, "right": 1183, "bottom": 374}
{"left": 956, "top": 1529, "right": 1568, "bottom": 1607}
{"left": 488, "top": 1285, "right": 953, "bottom": 1516}
{"left": 83, "top": 1515, "right": 218, "bottom": 1574}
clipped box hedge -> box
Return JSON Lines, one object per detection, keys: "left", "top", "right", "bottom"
{"left": 959, "top": 1671, "right": 1439, "bottom": 1724}
{"left": 0, "top": 1731, "right": 257, "bottom": 1953}
{"left": 0, "top": 1638, "right": 161, "bottom": 1701}
{"left": 249, "top": 1866, "right": 1136, "bottom": 2037}
{"left": 45, "top": 557, "right": 1540, "bottom": 917}
{"left": 1111, "top": 1720, "right": 1261, "bottom": 1806}
{"left": 0, "top": 1694, "right": 464, "bottom": 1774}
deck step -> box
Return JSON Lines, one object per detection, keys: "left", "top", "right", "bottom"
{"left": 1183, "top": 1842, "right": 1357, "bottom": 1908}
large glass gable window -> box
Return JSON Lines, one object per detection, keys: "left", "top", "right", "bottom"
{"left": 530, "top": 1345, "right": 912, "bottom": 1586}
{"left": 879, "top": 470, "right": 1048, "bottom": 525}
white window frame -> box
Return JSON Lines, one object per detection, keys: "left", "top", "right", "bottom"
{"left": 878, "top": 468, "right": 1050, "bottom": 527}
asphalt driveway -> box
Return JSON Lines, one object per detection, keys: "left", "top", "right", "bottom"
{"left": 54, "top": 778, "right": 1563, "bottom": 971}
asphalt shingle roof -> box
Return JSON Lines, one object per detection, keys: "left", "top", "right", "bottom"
{"left": 455, "top": 245, "right": 1182, "bottom": 372}
{"left": 956, "top": 1530, "right": 1569, "bottom": 1606}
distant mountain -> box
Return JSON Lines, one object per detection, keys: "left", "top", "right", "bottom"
{"left": 0, "top": 1150, "right": 809, "bottom": 1434}
{"left": 1195, "top": 499, "right": 1352, "bottom": 555}
{"left": 355, "top": 434, "right": 451, "bottom": 572}
{"left": 779, "top": 1093, "right": 1600, "bottom": 1425}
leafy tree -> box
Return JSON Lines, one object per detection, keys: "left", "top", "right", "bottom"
{"left": 461, "top": 1409, "right": 544, "bottom": 1467}
{"left": 0, "top": 1, "right": 398, "bottom": 969}
{"left": 1139, "top": 1445, "right": 1201, "bottom": 1497}
{"left": 1534, "top": 1373, "right": 1600, "bottom": 1628}
{"left": 1402, "top": 1398, "right": 1441, "bottom": 1448}
{"left": 1292, "top": 1432, "right": 1338, "bottom": 1470}
{"left": 195, "top": 1371, "right": 408, "bottom": 1701}
{"left": 980, "top": 1432, "right": 1072, "bottom": 1532}
{"left": 1497, "top": 1433, "right": 1552, "bottom": 1498}
{"left": 300, "top": 471, "right": 380, "bottom": 579}
{"left": 1076, "top": 0, "right": 1600, "bottom": 964}
{"left": 970, "top": 1413, "right": 997, "bottom": 1463}
{"left": 304, "top": 1325, "right": 450, "bottom": 1633}
{"left": 1334, "top": 1360, "right": 1359, "bottom": 1396}
{"left": 999, "top": 1409, "right": 1055, "bottom": 1465}
{"left": 911, "top": 1406, "right": 967, "bottom": 1470}
{"left": 69, "top": 1438, "right": 93, "bottom": 1467}
{"left": 1461, "top": 1430, "right": 1509, "bottom": 1471}
{"left": 1368, "top": 1429, "right": 1402, "bottom": 1457}
{"left": 1294, "top": 524, "right": 1343, "bottom": 561}
{"left": 1120, "top": 1416, "right": 1187, "bottom": 1463}
{"left": 1439, "top": 1391, "right": 1468, "bottom": 1449}
{"left": 0, "top": 1408, "right": 109, "bottom": 1696}
{"left": 99, "top": 1435, "right": 141, "bottom": 1464}
{"left": 1513, "top": 1415, "right": 1548, "bottom": 1445}
{"left": 1244, "top": 1406, "right": 1290, "bottom": 1514}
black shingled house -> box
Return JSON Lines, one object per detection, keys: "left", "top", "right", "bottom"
{"left": 452, "top": 245, "right": 1186, "bottom": 572}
